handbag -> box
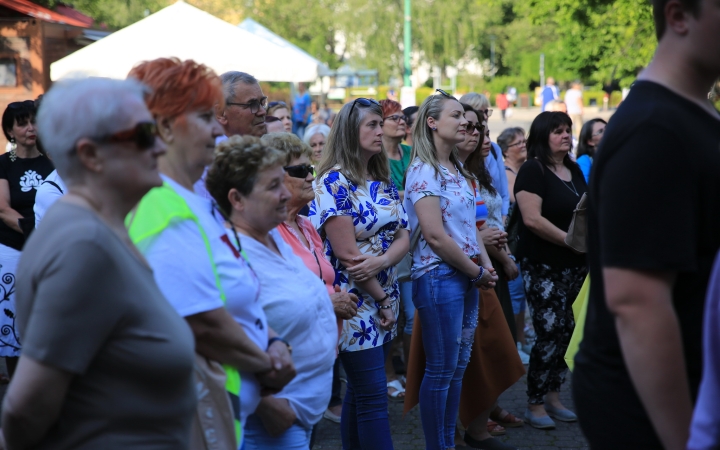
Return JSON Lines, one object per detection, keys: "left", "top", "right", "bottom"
{"left": 190, "top": 354, "right": 237, "bottom": 450}
{"left": 396, "top": 226, "right": 422, "bottom": 283}
{"left": 564, "top": 192, "right": 588, "bottom": 253}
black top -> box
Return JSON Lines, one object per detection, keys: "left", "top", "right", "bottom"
{"left": 513, "top": 158, "right": 588, "bottom": 267}
{"left": 573, "top": 81, "right": 720, "bottom": 446}
{"left": 0, "top": 153, "right": 54, "bottom": 250}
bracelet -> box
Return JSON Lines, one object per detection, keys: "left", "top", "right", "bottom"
{"left": 470, "top": 266, "right": 485, "bottom": 283}
{"left": 377, "top": 293, "right": 392, "bottom": 309}
{"left": 268, "top": 336, "right": 293, "bottom": 354}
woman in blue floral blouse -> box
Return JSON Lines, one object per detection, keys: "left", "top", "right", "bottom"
{"left": 310, "top": 98, "right": 409, "bottom": 450}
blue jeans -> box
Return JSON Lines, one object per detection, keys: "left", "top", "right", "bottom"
{"left": 244, "top": 414, "right": 312, "bottom": 450}
{"left": 413, "top": 263, "right": 479, "bottom": 450}
{"left": 399, "top": 280, "right": 415, "bottom": 335}
{"left": 339, "top": 341, "right": 394, "bottom": 450}
{"left": 508, "top": 262, "right": 526, "bottom": 314}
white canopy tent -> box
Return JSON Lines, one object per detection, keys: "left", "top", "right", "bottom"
{"left": 50, "top": 1, "right": 325, "bottom": 82}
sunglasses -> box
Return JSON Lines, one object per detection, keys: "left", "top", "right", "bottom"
{"left": 435, "top": 89, "right": 455, "bottom": 99}
{"left": 268, "top": 101, "right": 288, "bottom": 109}
{"left": 349, "top": 98, "right": 380, "bottom": 116}
{"left": 284, "top": 164, "right": 314, "bottom": 179}
{"left": 227, "top": 97, "right": 268, "bottom": 114}
{"left": 384, "top": 114, "right": 407, "bottom": 123}
{"left": 465, "top": 122, "right": 484, "bottom": 133}
{"left": 265, "top": 115, "right": 281, "bottom": 123}
{"left": 101, "top": 121, "right": 157, "bottom": 150}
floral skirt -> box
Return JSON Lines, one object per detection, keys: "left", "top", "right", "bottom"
{"left": 0, "top": 244, "right": 21, "bottom": 357}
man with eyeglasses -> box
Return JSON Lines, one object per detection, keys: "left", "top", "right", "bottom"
{"left": 216, "top": 71, "right": 268, "bottom": 140}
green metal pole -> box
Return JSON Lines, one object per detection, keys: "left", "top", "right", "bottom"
{"left": 403, "top": 0, "right": 411, "bottom": 87}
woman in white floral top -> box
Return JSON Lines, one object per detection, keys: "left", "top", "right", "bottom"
{"left": 403, "top": 91, "right": 497, "bottom": 450}
{"left": 309, "top": 98, "right": 409, "bottom": 450}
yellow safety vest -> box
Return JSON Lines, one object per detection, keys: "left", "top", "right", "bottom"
{"left": 127, "top": 182, "right": 242, "bottom": 445}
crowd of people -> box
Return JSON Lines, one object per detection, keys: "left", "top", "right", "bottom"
{"left": 0, "top": 0, "right": 717, "bottom": 449}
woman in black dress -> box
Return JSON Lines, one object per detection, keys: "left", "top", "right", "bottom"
{"left": 0, "top": 100, "right": 53, "bottom": 378}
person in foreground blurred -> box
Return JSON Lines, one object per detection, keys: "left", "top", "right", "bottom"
{"left": 575, "top": 118, "right": 606, "bottom": 183}
{"left": 310, "top": 97, "right": 409, "bottom": 450}
{"left": 514, "top": 112, "right": 587, "bottom": 429}
{"left": 205, "top": 135, "right": 338, "bottom": 450}
{"left": 2, "top": 77, "right": 196, "bottom": 449}
{"left": 0, "top": 100, "right": 53, "bottom": 377}
{"left": 261, "top": 132, "right": 358, "bottom": 427}
{"left": 574, "top": 0, "right": 720, "bottom": 448}
{"left": 127, "top": 58, "right": 295, "bottom": 448}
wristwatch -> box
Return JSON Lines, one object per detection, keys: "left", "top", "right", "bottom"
{"left": 268, "top": 336, "right": 292, "bottom": 354}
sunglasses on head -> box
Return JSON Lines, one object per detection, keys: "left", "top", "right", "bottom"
{"left": 284, "top": 164, "right": 314, "bottom": 179}
{"left": 435, "top": 89, "right": 455, "bottom": 99}
{"left": 101, "top": 121, "right": 157, "bottom": 150}
{"left": 349, "top": 98, "right": 380, "bottom": 116}
{"left": 268, "top": 101, "right": 288, "bottom": 109}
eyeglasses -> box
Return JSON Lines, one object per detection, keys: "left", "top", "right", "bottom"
{"left": 227, "top": 96, "right": 268, "bottom": 114}
{"left": 349, "top": 98, "right": 380, "bottom": 117}
{"left": 101, "top": 121, "right": 157, "bottom": 150}
{"left": 284, "top": 164, "right": 314, "bottom": 179}
{"left": 479, "top": 109, "right": 494, "bottom": 118}
{"left": 592, "top": 127, "right": 605, "bottom": 137}
{"left": 464, "top": 122, "right": 484, "bottom": 133}
{"left": 384, "top": 114, "right": 407, "bottom": 123}
{"left": 265, "top": 115, "right": 281, "bottom": 123}
{"left": 507, "top": 139, "right": 526, "bottom": 148}
{"left": 435, "top": 88, "right": 454, "bottom": 99}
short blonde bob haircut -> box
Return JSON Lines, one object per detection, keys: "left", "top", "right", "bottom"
{"left": 261, "top": 132, "right": 312, "bottom": 166}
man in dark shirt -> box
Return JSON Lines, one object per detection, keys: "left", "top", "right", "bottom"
{"left": 573, "top": 0, "right": 720, "bottom": 449}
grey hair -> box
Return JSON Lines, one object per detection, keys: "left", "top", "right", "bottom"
{"left": 36, "top": 77, "right": 149, "bottom": 181}
{"left": 220, "top": 71, "right": 258, "bottom": 103}
{"left": 497, "top": 127, "right": 526, "bottom": 157}
{"left": 458, "top": 92, "right": 490, "bottom": 111}
{"left": 302, "top": 123, "right": 331, "bottom": 145}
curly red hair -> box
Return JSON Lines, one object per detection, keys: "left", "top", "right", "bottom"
{"left": 379, "top": 99, "right": 402, "bottom": 118}
{"left": 127, "top": 58, "right": 223, "bottom": 119}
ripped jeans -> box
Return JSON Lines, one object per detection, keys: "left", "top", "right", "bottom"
{"left": 414, "top": 263, "right": 479, "bottom": 449}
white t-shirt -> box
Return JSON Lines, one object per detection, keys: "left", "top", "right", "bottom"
{"left": 564, "top": 88, "right": 583, "bottom": 115}
{"left": 34, "top": 170, "right": 66, "bottom": 228}
{"left": 404, "top": 158, "right": 481, "bottom": 279}
{"left": 140, "top": 175, "right": 268, "bottom": 438}
{"left": 240, "top": 229, "right": 336, "bottom": 428}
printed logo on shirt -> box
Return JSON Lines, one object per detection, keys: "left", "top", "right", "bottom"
{"left": 19, "top": 170, "right": 44, "bottom": 192}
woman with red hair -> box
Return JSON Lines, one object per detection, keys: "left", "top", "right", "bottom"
{"left": 126, "top": 58, "right": 296, "bottom": 449}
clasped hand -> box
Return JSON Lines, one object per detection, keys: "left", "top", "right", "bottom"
{"left": 331, "top": 284, "right": 358, "bottom": 320}
{"left": 257, "top": 340, "right": 296, "bottom": 396}
{"left": 475, "top": 266, "right": 499, "bottom": 290}
{"left": 348, "top": 254, "right": 389, "bottom": 282}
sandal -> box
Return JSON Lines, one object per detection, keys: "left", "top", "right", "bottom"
{"left": 489, "top": 406, "right": 524, "bottom": 428}
{"left": 387, "top": 379, "right": 405, "bottom": 401}
{"left": 486, "top": 420, "right": 506, "bottom": 436}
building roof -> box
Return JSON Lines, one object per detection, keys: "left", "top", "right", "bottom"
{"left": 0, "top": 0, "right": 90, "bottom": 27}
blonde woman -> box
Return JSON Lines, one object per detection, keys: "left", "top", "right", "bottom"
{"left": 309, "top": 98, "right": 409, "bottom": 450}
{"left": 403, "top": 90, "right": 497, "bottom": 450}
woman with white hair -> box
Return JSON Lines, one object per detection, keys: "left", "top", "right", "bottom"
{"left": 302, "top": 123, "right": 330, "bottom": 165}
{"left": 2, "top": 77, "right": 196, "bottom": 449}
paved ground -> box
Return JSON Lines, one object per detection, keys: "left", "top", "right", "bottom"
{"left": 313, "top": 372, "right": 588, "bottom": 450}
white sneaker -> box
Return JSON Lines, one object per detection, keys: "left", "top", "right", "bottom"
{"left": 517, "top": 343, "right": 530, "bottom": 365}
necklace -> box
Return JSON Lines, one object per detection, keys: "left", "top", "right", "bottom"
{"left": 280, "top": 218, "right": 324, "bottom": 282}
{"left": 561, "top": 179, "right": 579, "bottom": 196}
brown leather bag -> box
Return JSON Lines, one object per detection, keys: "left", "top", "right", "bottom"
{"left": 190, "top": 354, "right": 237, "bottom": 450}
{"left": 564, "top": 193, "right": 588, "bottom": 253}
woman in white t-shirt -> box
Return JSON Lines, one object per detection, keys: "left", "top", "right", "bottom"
{"left": 126, "top": 58, "right": 296, "bottom": 449}
{"left": 403, "top": 91, "right": 497, "bottom": 450}
{"left": 205, "top": 135, "right": 338, "bottom": 450}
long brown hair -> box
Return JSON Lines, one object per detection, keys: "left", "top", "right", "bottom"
{"left": 316, "top": 100, "right": 390, "bottom": 186}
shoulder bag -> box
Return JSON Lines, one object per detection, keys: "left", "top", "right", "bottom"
{"left": 564, "top": 192, "right": 588, "bottom": 253}
{"left": 396, "top": 226, "right": 422, "bottom": 283}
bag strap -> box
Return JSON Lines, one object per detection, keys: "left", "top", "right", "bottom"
{"left": 42, "top": 180, "right": 64, "bottom": 194}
